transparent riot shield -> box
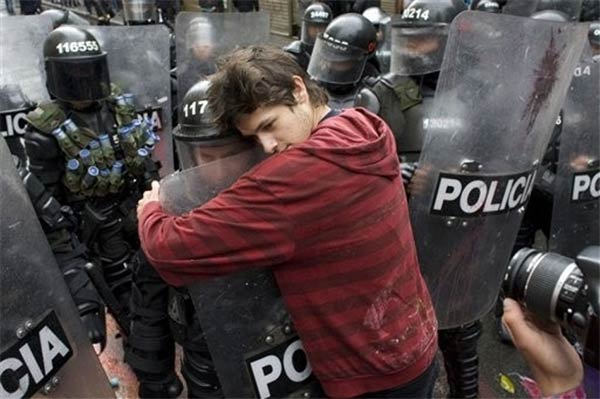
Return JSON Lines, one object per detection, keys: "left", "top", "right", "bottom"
{"left": 0, "top": 15, "right": 52, "bottom": 161}
{"left": 175, "top": 11, "right": 270, "bottom": 106}
{"left": 159, "top": 149, "right": 321, "bottom": 398}
{"left": 0, "top": 137, "right": 114, "bottom": 399}
{"left": 87, "top": 25, "right": 173, "bottom": 174}
{"left": 503, "top": 0, "right": 583, "bottom": 20}
{"left": 549, "top": 58, "right": 600, "bottom": 259}
{"left": 408, "top": 12, "right": 586, "bottom": 329}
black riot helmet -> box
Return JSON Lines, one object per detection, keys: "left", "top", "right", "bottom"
{"left": 174, "top": 80, "right": 251, "bottom": 169}
{"left": 40, "top": 9, "right": 69, "bottom": 28}
{"left": 536, "top": 0, "right": 582, "bottom": 20}
{"left": 43, "top": 26, "right": 111, "bottom": 102}
{"left": 391, "top": 0, "right": 467, "bottom": 76}
{"left": 307, "top": 13, "right": 377, "bottom": 85}
{"left": 41, "top": 9, "right": 90, "bottom": 28}
{"left": 589, "top": 22, "right": 600, "bottom": 49}
{"left": 301, "top": 2, "right": 333, "bottom": 49}
{"left": 474, "top": 0, "right": 501, "bottom": 13}
{"left": 122, "top": 0, "right": 156, "bottom": 25}
{"left": 362, "top": 7, "right": 391, "bottom": 47}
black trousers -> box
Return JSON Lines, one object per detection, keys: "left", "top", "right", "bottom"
{"left": 358, "top": 361, "right": 438, "bottom": 398}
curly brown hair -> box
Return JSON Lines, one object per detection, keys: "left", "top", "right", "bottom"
{"left": 207, "top": 45, "right": 328, "bottom": 131}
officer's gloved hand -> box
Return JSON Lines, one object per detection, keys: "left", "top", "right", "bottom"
{"left": 80, "top": 308, "right": 107, "bottom": 349}
{"left": 401, "top": 162, "right": 419, "bottom": 193}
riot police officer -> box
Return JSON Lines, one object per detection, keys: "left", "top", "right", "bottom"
{"left": 393, "top": 1, "right": 484, "bottom": 398}
{"left": 283, "top": 2, "right": 332, "bottom": 71}
{"left": 362, "top": 6, "right": 391, "bottom": 72}
{"left": 24, "top": 26, "right": 159, "bottom": 341}
{"left": 307, "top": 13, "right": 380, "bottom": 109}
{"left": 390, "top": 0, "right": 467, "bottom": 163}
{"left": 128, "top": 80, "right": 259, "bottom": 398}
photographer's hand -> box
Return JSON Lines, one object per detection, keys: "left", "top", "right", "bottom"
{"left": 502, "top": 298, "right": 584, "bottom": 397}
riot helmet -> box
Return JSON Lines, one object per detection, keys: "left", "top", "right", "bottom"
{"left": 589, "top": 22, "right": 600, "bottom": 51}
{"left": 390, "top": 0, "right": 467, "bottom": 76}
{"left": 174, "top": 80, "right": 252, "bottom": 170}
{"left": 41, "top": 9, "right": 69, "bottom": 28}
{"left": 474, "top": 0, "right": 501, "bottom": 13}
{"left": 0, "top": 84, "right": 35, "bottom": 113}
{"left": 536, "top": 0, "right": 582, "bottom": 20}
{"left": 307, "top": 13, "right": 377, "bottom": 85}
{"left": 123, "top": 0, "right": 156, "bottom": 24}
{"left": 530, "top": 9, "right": 571, "bottom": 21}
{"left": 43, "top": 26, "right": 110, "bottom": 102}
{"left": 41, "top": 9, "right": 90, "bottom": 28}
{"left": 362, "top": 7, "right": 392, "bottom": 48}
{"left": 301, "top": 2, "right": 333, "bottom": 50}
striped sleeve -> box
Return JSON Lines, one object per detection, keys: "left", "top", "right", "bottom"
{"left": 139, "top": 176, "right": 295, "bottom": 286}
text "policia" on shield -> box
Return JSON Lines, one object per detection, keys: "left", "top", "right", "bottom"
{"left": 430, "top": 169, "right": 537, "bottom": 217}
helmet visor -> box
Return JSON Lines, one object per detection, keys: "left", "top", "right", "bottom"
{"left": 308, "top": 36, "right": 368, "bottom": 84}
{"left": 175, "top": 132, "right": 255, "bottom": 170}
{"left": 45, "top": 55, "right": 111, "bottom": 101}
{"left": 390, "top": 24, "right": 449, "bottom": 76}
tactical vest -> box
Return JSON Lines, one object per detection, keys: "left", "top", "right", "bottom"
{"left": 24, "top": 93, "right": 159, "bottom": 199}
{"left": 356, "top": 72, "right": 422, "bottom": 155}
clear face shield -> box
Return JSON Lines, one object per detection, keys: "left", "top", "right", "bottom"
{"left": 162, "top": 141, "right": 265, "bottom": 214}
{"left": 307, "top": 36, "right": 368, "bottom": 84}
{"left": 390, "top": 23, "right": 449, "bottom": 76}
{"left": 174, "top": 127, "right": 260, "bottom": 171}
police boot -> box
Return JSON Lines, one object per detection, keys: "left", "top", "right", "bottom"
{"left": 439, "top": 321, "right": 482, "bottom": 399}
{"left": 126, "top": 252, "right": 182, "bottom": 398}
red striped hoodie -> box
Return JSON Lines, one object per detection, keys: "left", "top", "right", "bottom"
{"left": 139, "top": 107, "right": 438, "bottom": 397}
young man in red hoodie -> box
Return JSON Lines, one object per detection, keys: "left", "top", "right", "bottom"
{"left": 137, "top": 45, "right": 438, "bottom": 398}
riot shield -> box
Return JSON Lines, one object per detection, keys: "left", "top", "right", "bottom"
{"left": 175, "top": 11, "right": 270, "bottom": 106}
{"left": 0, "top": 15, "right": 52, "bottom": 161}
{"left": 87, "top": 25, "right": 174, "bottom": 174}
{"left": 549, "top": 58, "right": 600, "bottom": 258}
{"left": 408, "top": 12, "right": 586, "bottom": 329}
{"left": 503, "top": 0, "right": 583, "bottom": 20}
{"left": 0, "top": 137, "right": 114, "bottom": 399}
{"left": 159, "top": 149, "right": 321, "bottom": 398}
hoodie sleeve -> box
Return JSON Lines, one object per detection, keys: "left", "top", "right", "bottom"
{"left": 139, "top": 177, "right": 295, "bottom": 286}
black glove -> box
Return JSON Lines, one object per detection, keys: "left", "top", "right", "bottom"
{"left": 80, "top": 309, "right": 107, "bottom": 348}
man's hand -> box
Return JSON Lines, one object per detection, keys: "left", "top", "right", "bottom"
{"left": 502, "top": 298, "right": 583, "bottom": 397}
{"left": 137, "top": 181, "right": 160, "bottom": 219}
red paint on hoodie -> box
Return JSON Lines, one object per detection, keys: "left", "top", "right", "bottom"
{"left": 139, "top": 108, "right": 438, "bottom": 397}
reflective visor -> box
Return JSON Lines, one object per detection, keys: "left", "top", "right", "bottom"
{"left": 45, "top": 55, "right": 110, "bottom": 101}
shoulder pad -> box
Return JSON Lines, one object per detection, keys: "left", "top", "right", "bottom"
{"left": 355, "top": 87, "right": 381, "bottom": 114}
{"left": 283, "top": 40, "right": 303, "bottom": 55}
{"left": 24, "top": 102, "right": 66, "bottom": 134}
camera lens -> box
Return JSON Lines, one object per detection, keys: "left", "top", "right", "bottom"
{"left": 504, "top": 248, "right": 586, "bottom": 326}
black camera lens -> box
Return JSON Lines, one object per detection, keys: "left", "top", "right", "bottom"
{"left": 504, "top": 248, "right": 588, "bottom": 328}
